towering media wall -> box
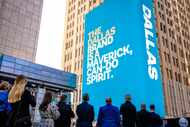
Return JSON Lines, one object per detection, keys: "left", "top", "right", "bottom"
{"left": 83, "top": 0, "right": 165, "bottom": 117}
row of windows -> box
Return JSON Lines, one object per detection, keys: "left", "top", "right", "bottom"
{"left": 76, "top": 33, "right": 84, "bottom": 45}
{"left": 66, "top": 21, "right": 75, "bottom": 32}
{"left": 78, "top": 5, "right": 86, "bottom": 14}
{"left": 78, "top": 74, "right": 83, "bottom": 84}
{"left": 165, "top": 8, "right": 172, "bottom": 17}
{"left": 185, "top": 52, "right": 190, "bottom": 63}
{"left": 158, "top": 11, "right": 173, "bottom": 27}
{"left": 180, "top": 20, "right": 189, "bottom": 31}
{"left": 181, "top": 29, "right": 190, "bottom": 40}
{"left": 157, "top": 1, "right": 164, "bottom": 10}
{"left": 65, "top": 39, "right": 73, "bottom": 50}
{"left": 64, "top": 60, "right": 83, "bottom": 75}
{"left": 164, "top": 53, "right": 179, "bottom": 67}
{"left": 64, "top": 65, "right": 72, "bottom": 72}
{"left": 76, "top": 24, "right": 84, "bottom": 32}
{"left": 74, "top": 60, "right": 83, "bottom": 72}
{"left": 69, "top": 0, "right": 76, "bottom": 6}
{"left": 160, "top": 21, "right": 190, "bottom": 42}
{"left": 161, "top": 37, "right": 177, "bottom": 53}
{"left": 168, "top": 28, "right": 175, "bottom": 39}
{"left": 165, "top": 68, "right": 189, "bottom": 85}
{"left": 77, "top": 15, "right": 84, "bottom": 24}
{"left": 163, "top": 51, "right": 190, "bottom": 73}
{"left": 160, "top": 22, "right": 167, "bottom": 33}
{"left": 65, "top": 32, "right": 84, "bottom": 51}
{"left": 67, "top": 13, "right": 75, "bottom": 23}
{"left": 78, "top": 0, "right": 85, "bottom": 7}
{"left": 75, "top": 47, "right": 84, "bottom": 58}
{"left": 178, "top": 12, "right": 187, "bottom": 24}
{"left": 64, "top": 46, "right": 84, "bottom": 62}
{"left": 66, "top": 29, "right": 74, "bottom": 39}
{"left": 170, "top": 43, "right": 177, "bottom": 53}
{"left": 68, "top": 5, "right": 75, "bottom": 14}
{"left": 64, "top": 52, "right": 72, "bottom": 62}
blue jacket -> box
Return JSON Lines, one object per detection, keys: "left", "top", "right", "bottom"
{"left": 97, "top": 104, "right": 121, "bottom": 127}
{"left": 0, "top": 90, "right": 12, "bottom": 112}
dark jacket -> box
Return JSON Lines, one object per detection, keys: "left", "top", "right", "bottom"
{"left": 97, "top": 104, "right": 120, "bottom": 127}
{"left": 76, "top": 102, "right": 94, "bottom": 127}
{"left": 7, "top": 89, "right": 36, "bottom": 127}
{"left": 120, "top": 101, "right": 137, "bottom": 127}
{"left": 0, "top": 90, "right": 12, "bottom": 127}
{"left": 136, "top": 109, "right": 149, "bottom": 127}
{"left": 55, "top": 101, "right": 75, "bottom": 127}
{"left": 148, "top": 112, "right": 163, "bottom": 127}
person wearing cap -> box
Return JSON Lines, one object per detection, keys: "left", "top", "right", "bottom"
{"left": 148, "top": 104, "right": 162, "bottom": 127}
{"left": 120, "top": 95, "right": 137, "bottom": 127}
{"left": 54, "top": 94, "right": 75, "bottom": 127}
{"left": 136, "top": 104, "right": 149, "bottom": 127}
{"left": 76, "top": 93, "right": 95, "bottom": 127}
{"left": 96, "top": 97, "right": 120, "bottom": 127}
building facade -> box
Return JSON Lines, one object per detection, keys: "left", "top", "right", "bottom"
{"left": 62, "top": 0, "right": 190, "bottom": 118}
{"left": 155, "top": 0, "right": 190, "bottom": 118}
{"left": 62, "top": 0, "right": 103, "bottom": 107}
{"left": 0, "top": 0, "right": 43, "bottom": 62}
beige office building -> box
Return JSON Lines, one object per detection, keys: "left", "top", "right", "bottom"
{"left": 155, "top": 0, "right": 190, "bottom": 118}
{"left": 62, "top": 0, "right": 103, "bottom": 108}
{"left": 0, "top": 0, "right": 43, "bottom": 62}
{"left": 62, "top": 0, "right": 190, "bottom": 118}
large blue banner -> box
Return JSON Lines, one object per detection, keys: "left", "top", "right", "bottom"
{"left": 83, "top": 0, "right": 165, "bottom": 117}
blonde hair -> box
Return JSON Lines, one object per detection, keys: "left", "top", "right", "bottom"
{"left": 8, "top": 75, "right": 27, "bottom": 103}
{"left": 0, "top": 81, "right": 10, "bottom": 90}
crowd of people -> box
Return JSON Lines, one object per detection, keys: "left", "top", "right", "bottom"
{"left": 0, "top": 75, "right": 189, "bottom": 127}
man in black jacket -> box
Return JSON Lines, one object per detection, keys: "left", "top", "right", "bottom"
{"left": 148, "top": 104, "right": 163, "bottom": 127}
{"left": 76, "top": 93, "right": 95, "bottom": 127}
{"left": 120, "top": 95, "right": 137, "bottom": 127}
{"left": 55, "top": 94, "right": 75, "bottom": 127}
{"left": 136, "top": 104, "right": 149, "bottom": 127}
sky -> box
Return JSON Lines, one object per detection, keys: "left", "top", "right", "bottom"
{"left": 36, "top": 0, "right": 66, "bottom": 69}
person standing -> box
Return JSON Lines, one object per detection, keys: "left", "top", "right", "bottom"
{"left": 120, "top": 95, "right": 137, "bottom": 127}
{"left": 148, "top": 104, "right": 163, "bottom": 127}
{"left": 7, "top": 75, "right": 36, "bottom": 127}
{"left": 76, "top": 93, "right": 94, "bottom": 127}
{"left": 54, "top": 94, "right": 75, "bottom": 127}
{"left": 39, "top": 91, "right": 60, "bottom": 127}
{"left": 136, "top": 104, "right": 149, "bottom": 127}
{"left": 0, "top": 81, "right": 12, "bottom": 127}
{"left": 96, "top": 97, "right": 120, "bottom": 127}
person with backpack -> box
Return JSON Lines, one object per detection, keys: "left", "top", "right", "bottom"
{"left": 54, "top": 94, "right": 75, "bottom": 127}
{"left": 120, "top": 95, "right": 137, "bottom": 127}
{"left": 0, "top": 81, "right": 12, "bottom": 127}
